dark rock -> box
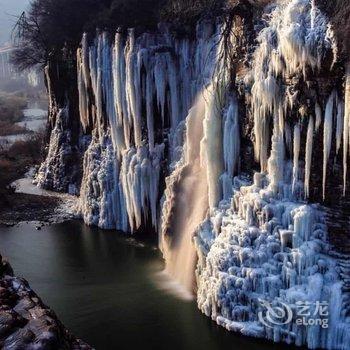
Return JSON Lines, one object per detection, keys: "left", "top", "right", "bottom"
{"left": 0, "top": 260, "right": 92, "bottom": 349}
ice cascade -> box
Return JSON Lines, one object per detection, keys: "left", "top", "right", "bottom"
{"left": 194, "top": 1, "right": 350, "bottom": 349}
{"left": 76, "top": 23, "right": 220, "bottom": 231}
{"left": 37, "top": 1, "right": 350, "bottom": 349}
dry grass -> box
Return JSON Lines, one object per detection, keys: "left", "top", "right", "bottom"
{"left": 0, "top": 93, "right": 27, "bottom": 124}
{"left": 0, "top": 132, "right": 44, "bottom": 203}
{"left": 0, "top": 121, "right": 28, "bottom": 136}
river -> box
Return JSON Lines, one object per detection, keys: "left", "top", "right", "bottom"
{"left": 0, "top": 220, "right": 288, "bottom": 349}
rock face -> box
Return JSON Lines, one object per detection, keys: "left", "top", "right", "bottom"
{"left": 35, "top": 59, "right": 84, "bottom": 195}
{"left": 317, "top": 0, "right": 350, "bottom": 61}
{"left": 0, "top": 255, "right": 91, "bottom": 350}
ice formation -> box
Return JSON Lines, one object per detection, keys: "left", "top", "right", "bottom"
{"left": 193, "top": 2, "right": 350, "bottom": 349}
{"left": 323, "top": 92, "right": 335, "bottom": 200}
{"left": 37, "top": 0, "right": 350, "bottom": 348}
{"left": 76, "top": 22, "right": 223, "bottom": 232}
{"left": 222, "top": 96, "right": 240, "bottom": 200}
{"left": 251, "top": 0, "right": 336, "bottom": 172}
{"left": 36, "top": 106, "right": 79, "bottom": 193}
{"left": 336, "top": 99, "right": 344, "bottom": 155}
{"left": 304, "top": 116, "right": 314, "bottom": 199}
{"left": 315, "top": 103, "right": 322, "bottom": 132}
{"left": 292, "top": 124, "right": 300, "bottom": 194}
{"left": 344, "top": 68, "right": 350, "bottom": 195}
{"left": 195, "top": 173, "right": 350, "bottom": 349}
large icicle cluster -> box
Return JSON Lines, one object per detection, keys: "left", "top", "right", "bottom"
{"left": 248, "top": 0, "right": 350, "bottom": 202}
{"left": 195, "top": 170, "right": 350, "bottom": 349}
{"left": 79, "top": 133, "right": 128, "bottom": 231}
{"left": 193, "top": 1, "right": 350, "bottom": 349}
{"left": 195, "top": 99, "right": 350, "bottom": 349}
{"left": 250, "top": 0, "right": 337, "bottom": 175}
{"left": 77, "top": 22, "right": 222, "bottom": 232}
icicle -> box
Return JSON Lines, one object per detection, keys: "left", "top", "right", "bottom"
{"left": 284, "top": 122, "right": 292, "bottom": 155}
{"left": 166, "top": 53, "right": 180, "bottom": 130}
{"left": 146, "top": 73, "right": 155, "bottom": 151}
{"left": 305, "top": 116, "right": 314, "bottom": 199}
{"left": 154, "top": 54, "right": 167, "bottom": 125}
{"left": 201, "top": 84, "right": 224, "bottom": 208}
{"left": 99, "top": 33, "right": 123, "bottom": 155}
{"left": 77, "top": 33, "right": 90, "bottom": 132}
{"left": 315, "top": 103, "right": 322, "bottom": 132}
{"left": 142, "top": 50, "right": 155, "bottom": 151}
{"left": 267, "top": 110, "right": 285, "bottom": 194}
{"left": 323, "top": 91, "right": 335, "bottom": 200}
{"left": 292, "top": 124, "right": 300, "bottom": 194}
{"left": 125, "top": 29, "right": 142, "bottom": 146}
{"left": 88, "top": 35, "right": 104, "bottom": 139}
{"left": 336, "top": 99, "right": 344, "bottom": 154}
{"left": 251, "top": 76, "right": 276, "bottom": 171}
{"left": 344, "top": 68, "right": 350, "bottom": 195}
{"left": 223, "top": 97, "right": 240, "bottom": 177}
{"left": 113, "top": 31, "right": 129, "bottom": 151}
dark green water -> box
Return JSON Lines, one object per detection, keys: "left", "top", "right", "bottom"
{"left": 0, "top": 220, "right": 287, "bottom": 350}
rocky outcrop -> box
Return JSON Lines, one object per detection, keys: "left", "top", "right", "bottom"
{"left": 36, "top": 59, "right": 84, "bottom": 195}
{"left": 0, "top": 255, "right": 91, "bottom": 350}
{"left": 316, "top": 0, "right": 350, "bottom": 61}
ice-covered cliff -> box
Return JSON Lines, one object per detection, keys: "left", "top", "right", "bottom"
{"left": 37, "top": 0, "right": 350, "bottom": 348}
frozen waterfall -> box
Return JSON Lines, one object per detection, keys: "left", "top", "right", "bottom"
{"left": 37, "top": 0, "right": 350, "bottom": 348}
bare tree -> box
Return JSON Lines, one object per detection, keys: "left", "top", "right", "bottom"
{"left": 11, "top": 0, "right": 104, "bottom": 71}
